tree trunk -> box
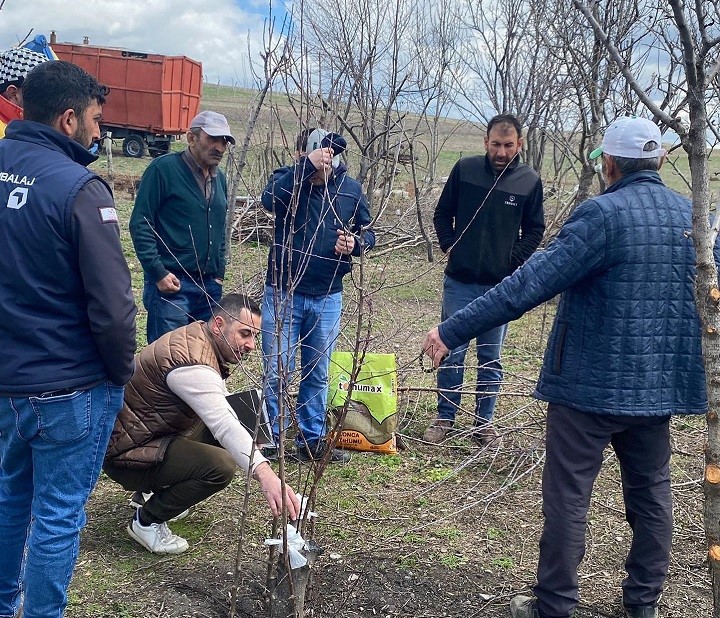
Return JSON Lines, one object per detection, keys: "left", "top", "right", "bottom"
{"left": 690, "top": 101, "right": 720, "bottom": 617}
{"left": 268, "top": 539, "right": 322, "bottom": 618}
{"left": 574, "top": 162, "right": 596, "bottom": 208}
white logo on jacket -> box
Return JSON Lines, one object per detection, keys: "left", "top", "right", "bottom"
{"left": 0, "top": 172, "right": 35, "bottom": 186}
{"left": 6, "top": 187, "right": 28, "bottom": 209}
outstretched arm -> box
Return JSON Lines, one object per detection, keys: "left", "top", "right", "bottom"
{"left": 166, "top": 366, "right": 299, "bottom": 518}
{"left": 254, "top": 462, "right": 300, "bottom": 519}
{"left": 424, "top": 198, "right": 610, "bottom": 365}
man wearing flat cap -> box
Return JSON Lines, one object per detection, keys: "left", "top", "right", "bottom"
{"left": 423, "top": 115, "right": 710, "bottom": 618}
{"left": 130, "top": 110, "right": 236, "bottom": 342}
{"left": 0, "top": 47, "right": 48, "bottom": 137}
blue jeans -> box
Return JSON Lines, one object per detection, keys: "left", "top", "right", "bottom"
{"left": 261, "top": 287, "right": 342, "bottom": 450}
{"left": 143, "top": 273, "right": 222, "bottom": 343}
{"left": 0, "top": 382, "right": 124, "bottom": 618}
{"left": 436, "top": 276, "right": 507, "bottom": 424}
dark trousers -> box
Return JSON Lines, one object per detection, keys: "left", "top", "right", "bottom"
{"left": 534, "top": 404, "right": 672, "bottom": 617}
{"left": 103, "top": 425, "right": 236, "bottom": 524}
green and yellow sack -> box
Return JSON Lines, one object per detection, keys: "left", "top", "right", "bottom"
{"left": 328, "top": 352, "right": 397, "bottom": 454}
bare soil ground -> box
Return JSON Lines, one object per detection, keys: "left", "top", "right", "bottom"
{"left": 70, "top": 373, "right": 711, "bottom": 617}
{"left": 67, "top": 236, "right": 711, "bottom": 617}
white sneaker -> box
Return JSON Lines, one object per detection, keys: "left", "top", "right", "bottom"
{"left": 128, "top": 491, "right": 191, "bottom": 521}
{"left": 127, "top": 510, "right": 189, "bottom": 555}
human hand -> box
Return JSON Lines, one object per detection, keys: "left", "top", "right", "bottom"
{"left": 254, "top": 462, "right": 300, "bottom": 520}
{"left": 422, "top": 327, "right": 450, "bottom": 369}
{"left": 306, "top": 147, "right": 334, "bottom": 175}
{"left": 156, "top": 272, "right": 181, "bottom": 293}
{"left": 335, "top": 229, "right": 355, "bottom": 255}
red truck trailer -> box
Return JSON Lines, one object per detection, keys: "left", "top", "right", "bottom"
{"left": 52, "top": 42, "right": 202, "bottom": 157}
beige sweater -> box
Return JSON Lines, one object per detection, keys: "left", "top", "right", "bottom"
{"left": 166, "top": 365, "right": 268, "bottom": 474}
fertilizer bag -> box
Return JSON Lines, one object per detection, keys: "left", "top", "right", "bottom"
{"left": 328, "top": 352, "right": 397, "bottom": 454}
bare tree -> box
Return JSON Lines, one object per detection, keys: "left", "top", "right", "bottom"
{"left": 224, "top": 0, "right": 715, "bottom": 614}
{"left": 224, "top": 14, "right": 294, "bottom": 266}
{"left": 531, "top": 0, "right": 653, "bottom": 209}
{"left": 268, "top": 0, "right": 470, "bottom": 260}
{"left": 455, "top": 0, "right": 564, "bottom": 172}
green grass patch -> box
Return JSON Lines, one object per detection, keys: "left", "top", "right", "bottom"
{"left": 396, "top": 554, "right": 419, "bottom": 569}
{"left": 440, "top": 554, "right": 466, "bottom": 568}
{"left": 421, "top": 466, "right": 454, "bottom": 483}
{"left": 487, "top": 527, "right": 506, "bottom": 541}
{"left": 492, "top": 557, "right": 515, "bottom": 570}
{"left": 435, "top": 526, "right": 462, "bottom": 541}
{"left": 377, "top": 454, "right": 403, "bottom": 468}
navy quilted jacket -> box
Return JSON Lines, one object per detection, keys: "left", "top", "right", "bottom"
{"left": 439, "top": 170, "right": 708, "bottom": 417}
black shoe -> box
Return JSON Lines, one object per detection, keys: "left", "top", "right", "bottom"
{"left": 624, "top": 605, "right": 658, "bottom": 618}
{"left": 509, "top": 595, "right": 541, "bottom": 618}
{"left": 293, "top": 442, "right": 351, "bottom": 464}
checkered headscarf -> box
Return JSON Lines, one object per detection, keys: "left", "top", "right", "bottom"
{"left": 0, "top": 47, "right": 48, "bottom": 91}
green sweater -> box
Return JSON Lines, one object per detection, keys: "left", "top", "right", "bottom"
{"left": 130, "top": 152, "right": 227, "bottom": 282}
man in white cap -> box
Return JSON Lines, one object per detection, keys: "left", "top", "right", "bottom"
{"left": 0, "top": 47, "right": 48, "bottom": 137}
{"left": 423, "top": 116, "right": 707, "bottom": 618}
{"left": 130, "top": 110, "right": 235, "bottom": 342}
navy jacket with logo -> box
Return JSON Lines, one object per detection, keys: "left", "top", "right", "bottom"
{"left": 434, "top": 154, "right": 545, "bottom": 285}
{"left": 0, "top": 120, "right": 136, "bottom": 395}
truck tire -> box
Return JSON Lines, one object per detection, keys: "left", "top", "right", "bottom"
{"left": 123, "top": 135, "right": 145, "bottom": 158}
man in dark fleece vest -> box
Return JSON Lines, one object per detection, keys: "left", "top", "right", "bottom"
{"left": 130, "top": 110, "right": 235, "bottom": 343}
{"left": 423, "top": 116, "right": 703, "bottom": 618}
{"left": 425, "top": 113, "right": 544, "bottom": 446}
{"left": 0, "top": 61, "right": 137, "bottom": 618}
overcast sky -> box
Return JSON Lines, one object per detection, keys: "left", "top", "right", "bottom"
{"left": 0, "top": 0, "right": 285, "bottom": 85}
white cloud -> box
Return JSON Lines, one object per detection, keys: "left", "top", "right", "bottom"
{"left": 0, "top": 0, "right": 277, "bottom": 85}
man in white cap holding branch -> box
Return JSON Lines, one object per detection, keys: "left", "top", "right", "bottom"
{"left": 130, "top": 110, "right": 235, "bottom": 343}
{"left": 423, "top": 115, "right": 709, "bottom": 618}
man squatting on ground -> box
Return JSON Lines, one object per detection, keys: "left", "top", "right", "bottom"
{"left": 0, "top": 61, "right": 137, "bottom": 618}
{"left": 104, "top": 294, "right": 300, "bottom": 555}
{"left": 423, "top": 116, "right": 710, "bottom": 618}
{"left": 130, "top": 110, "right": 234, "bottom": 344}
{"left": 261, "top": 129, "right": 376, "bottom": 463}
{"left": 0, "top": 47, "right": 48, "bottom": 137}
{"left": 424, "top": 113, "right": 544, "bottom": 446}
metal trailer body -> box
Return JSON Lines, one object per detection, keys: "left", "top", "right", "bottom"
{"left": 53, "top": 42, "right": 202, "bottom": 158}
